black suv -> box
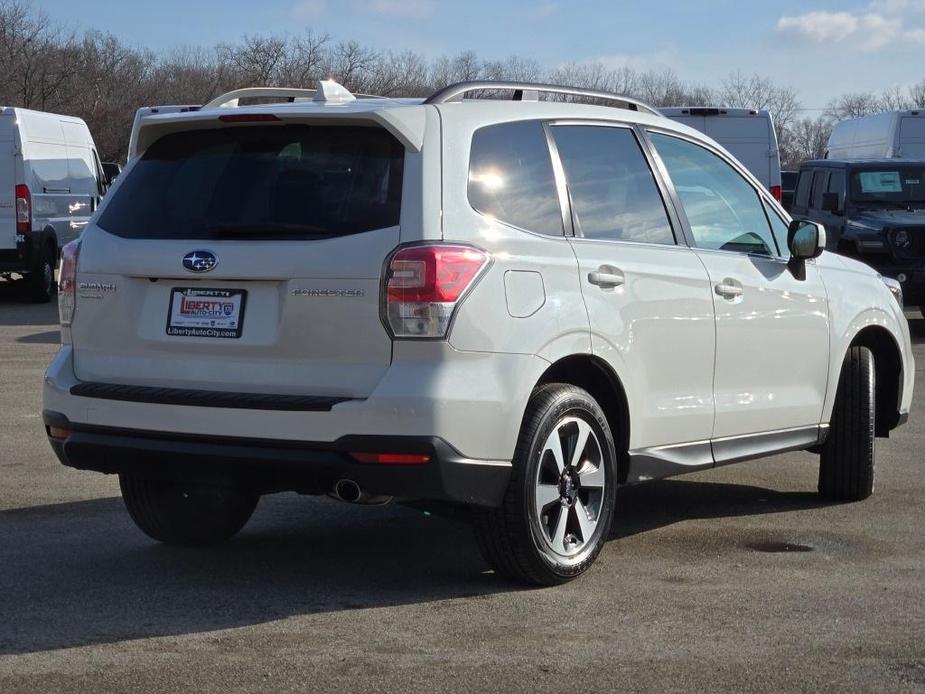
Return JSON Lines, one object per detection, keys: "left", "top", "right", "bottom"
{"left": 792, "top": 159, "right": 925, "bottom": 314}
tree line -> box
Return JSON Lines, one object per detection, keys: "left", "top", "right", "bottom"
{"left": 2, "top": 0, "right": 923, "bottom": 167}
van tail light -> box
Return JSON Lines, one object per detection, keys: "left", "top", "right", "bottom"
{"left": 58, "top": 240, "right": 81, "bottom": 327}
{"left": 384, "top": 244, "right": 490, "bottom": 338}
{"left": 770, "top": 185, "right": 782, "bottom": 201}
{"left": 15, "top": 184, "right": 31, "bottom": 233}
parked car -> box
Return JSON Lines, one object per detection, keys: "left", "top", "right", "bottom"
{"left": 781, "top": 170, "right": 798, "bottom": 211}
{"left": 660, "top": 106, "right": 783, "bottom": 201}
{"left": 0, "top": 107, "right": 110, "bottom": 302}
{"left": 791, "top": 158, "right": 925, "bottom": 316}
{"left": 826, "top": 110, "right": 925, "bottom": 160}
{"left": 43, "top": 80, "right": 914, "bottom": 585}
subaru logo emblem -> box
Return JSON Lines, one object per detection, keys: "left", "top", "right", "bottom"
{"left": 183, "top": 250, "right": 217, "bottom": 273}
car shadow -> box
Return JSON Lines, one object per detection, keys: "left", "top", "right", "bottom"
{"left": 908, "top": 313, "right": 925, "bottom": 345}
{"left": 0, "top": 478, "right": 827, "bottom": 656}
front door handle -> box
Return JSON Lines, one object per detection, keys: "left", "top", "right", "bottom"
{"left": 588, "top": 266, "right": 625, "bottom": 289}
{"left": 714, "top": 278, "right": 744, "bottom": 299}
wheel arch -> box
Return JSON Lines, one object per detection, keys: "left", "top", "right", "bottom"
{"left": 534, "top": 354, "right": 631, "bottom": 484}
{"left": 846, "top": 325, "right": 904, "bottom": 436}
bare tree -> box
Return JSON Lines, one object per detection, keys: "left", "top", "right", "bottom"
{"left": 825, "top": 92, "right": 881, "bottom": 121}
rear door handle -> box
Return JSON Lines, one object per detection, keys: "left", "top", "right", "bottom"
{"left": 588, "top": 266, "right": 625, "bottom": 289}
{"left": 714, "top": 278, "right": 744, "bottom": 299}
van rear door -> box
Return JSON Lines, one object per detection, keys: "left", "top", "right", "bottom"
{"left": 703, "top": 116, "right": 773, "bottom": 189}
{"left": 0, "top": 112, "right": 17, "bottom": 251}
{"left": 71, "top": 122, "right": 405, "bottom": 399}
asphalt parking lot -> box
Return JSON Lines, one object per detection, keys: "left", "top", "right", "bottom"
{"left": 0, "top": 286, "right": 923, "bottom": 693}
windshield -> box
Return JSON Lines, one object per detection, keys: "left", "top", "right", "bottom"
{"left": 850, "top": 166, "right": 925, "bottom": 207}
{"left": 98, "top": 124, "right": 404, "bottom": 240}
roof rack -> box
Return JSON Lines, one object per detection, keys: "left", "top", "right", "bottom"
{"left": 202, "top": 81, "right": 392, "bottom": 110}
{"left": 424, "top": 81, "right": 662, "bottom": 116}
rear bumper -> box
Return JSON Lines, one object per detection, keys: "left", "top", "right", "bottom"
{"left": 43, "top": 410, "right": 511, "bottom": 507}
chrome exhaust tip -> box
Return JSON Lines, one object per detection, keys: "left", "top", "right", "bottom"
{"left": 329, "top": 479, "right": 392, "bottom": 506}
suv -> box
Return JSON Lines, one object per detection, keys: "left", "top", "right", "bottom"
{"left": 43, "top": 81, "right": 914, "bottom": 585}
{"left": 792, "top": 159, "right": 925, "bottom": 316}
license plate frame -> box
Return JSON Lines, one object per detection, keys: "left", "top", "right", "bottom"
{"left": 166, "top": 287, "right": 247, "bottom": 339}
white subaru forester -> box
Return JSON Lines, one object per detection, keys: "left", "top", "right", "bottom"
{"left": 43, "top": 80, "right": 914, "bottom": 585}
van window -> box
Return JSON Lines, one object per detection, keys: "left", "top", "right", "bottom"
{"left": 551, "top": 124, "right": 674, "bottom": 244}
{"left": 97, "top": 125, "right": 404, "bottom": 240}
{"left": 795, "top": 170, "right": 812, "bottom": 208}
{"left": 650, "top": 132, "right": 778, "bottom": 256}
{"left": 468, "top": 121, "right": 563, "bottom": 236}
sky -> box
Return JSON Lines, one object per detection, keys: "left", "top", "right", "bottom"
{"left": 37, "top": 0, "right": 925, "bottom": 110}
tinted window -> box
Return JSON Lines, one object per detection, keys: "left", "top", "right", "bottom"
{"left": 764, "top": 200, "right": 790, "bottom": 257}
{"left": 649, "top": 132, "right": 778, "bottom": 256}
{"left": 795, "top": 170, "right": 812, "bottom": 208}
{"left": 468, "top": 121, "right": 562, "bottom": 236}
{"left": 98, "top": 125, "right": 404, "bottom": 240}
{"left": 551, "top": 125, "right": 674, "bottom": 244}
{"left": 781, "top": 171, "right": 798, "bottom": 190}
{"left": 811, "top": 170, "right": 829, "bottom": 209}
{"left": 827, "top": 170, "right": 846, "bottom": 197}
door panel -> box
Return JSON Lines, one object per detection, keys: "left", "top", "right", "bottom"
{"left": 695, "top": 250, "right": 830, "bottom": 437}
{"left": 648, "top": 130, "right": 830, "bottom": 439}
{"left": 550, "top": 123, "right": 716, "bottom": 452}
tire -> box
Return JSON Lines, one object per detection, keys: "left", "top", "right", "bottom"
{"left": 119, "top": 474, "right": 259, "bottom": 546}
{"left": 473, "top": 383, "right": 618, "bottom": 586}
{"left": 818, "top": 346, "right": 875, "bottom": 501}
{"left": 26, "top": 246, "right": 56, "bottom": 303}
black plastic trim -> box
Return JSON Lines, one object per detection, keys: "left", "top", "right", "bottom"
{"left": 42, "top": 411, "right": 512, "bottom": 507}
{"left": 69, "top": 382, "right": 355, "bottom": 412}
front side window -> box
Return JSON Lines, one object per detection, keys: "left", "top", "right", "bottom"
{"left": 98, "top": 125, "right": 404, "bottom": 240}
{"left": 468, "top": 120, "right": 563, "bottom": 236}
{"left": 551, "top": 125, "right": 675, "bottom": 245}
{"left": 649, "top": 132, "right": 779, "bottom": 256}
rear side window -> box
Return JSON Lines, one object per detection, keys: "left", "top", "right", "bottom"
{"left": 468, "top": 121, "right": 563, "bottom": 236}
{"left": 98, "top": 125, "right": 404, "bottom": 240}
{"left": 795, "top": 171, "right": 812, "bottom": 208}
{"left": 810, "top": 170, "right": 829, "bottom": 209}
{"left": 551, "top": 125, "right": 674, "bottom": 244}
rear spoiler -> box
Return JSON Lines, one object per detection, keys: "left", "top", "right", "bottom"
{"left": 127, "top": 105, "right": 201, "bottom": 161}
{"left": 126, "top": 82, "right": 426, "bottom": 160}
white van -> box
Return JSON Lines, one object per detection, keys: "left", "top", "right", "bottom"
{"left": 826, "top": 110, "right": 925, "bottom": 160}
{"left": 660, "top": 107, "right": 783, "bottom": 201}
{"left": 0, "top": 107, "right": 109, "bottom": 302}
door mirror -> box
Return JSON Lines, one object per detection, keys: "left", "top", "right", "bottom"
{"left": 788, "top": 220, "right": 826, "bottom": 260}
{"left": 101, "top": 162, "right": 121, "bottom": 187}
{"left": 821, "top": 192, "right": 842, "bottom": 214}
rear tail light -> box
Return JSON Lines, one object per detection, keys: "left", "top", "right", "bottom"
{"left": 218, "top": 114, "right": 281, "bottom": 123}
{"left": 770, "top": 185, "right": 782, "bottom": 201}
{"left": 384, "top": 244, "right": 489, "bottom": 338}
{"left": 58, "top": 240, "right": 81, "bottom": 327}
{"left": 15, "top": 184, "right": 31, "bottom": 233}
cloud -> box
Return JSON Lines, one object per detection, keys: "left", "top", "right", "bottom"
{"left": 358, "top": 0, "right": 435, "bottom": 18}
{"left": 292, "top": 0, "right": 326, "bottom": 17}
{"left": 776, "top": 7, "right": 923, "bottom": 51}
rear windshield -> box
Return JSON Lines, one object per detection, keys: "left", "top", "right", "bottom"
{"left": 98, "top": 125, "right": 404, "bottom": 240}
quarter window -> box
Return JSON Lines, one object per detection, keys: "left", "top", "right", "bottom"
{"left": 551, "top": 125, "right": 675, "bottom": 244}
{"left": 468, "top": 121, "right": 563, "bottom": 236}
{"left": 649, "top": 132, "right": 778, "bottom": 256}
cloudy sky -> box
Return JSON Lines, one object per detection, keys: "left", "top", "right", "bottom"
{"left": 39, "top": 0, "right": 925, "bottom": 109}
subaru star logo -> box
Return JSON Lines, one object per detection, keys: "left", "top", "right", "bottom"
{"left": 182, "top": 250, "right": 217, "bottom": 273}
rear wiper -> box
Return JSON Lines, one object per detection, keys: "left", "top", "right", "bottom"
{"left": 205, "top": 223, "right": 334, "bottom": 237}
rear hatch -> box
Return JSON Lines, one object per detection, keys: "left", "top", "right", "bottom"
{"left": 71, "top": 122, "right": 404, "bottom": 398}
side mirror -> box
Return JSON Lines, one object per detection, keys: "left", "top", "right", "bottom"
{"left": 821, "top": 192, "right": 842, "bottom": 214}
{"left": 101, "top": 162, "right": 121, "bottom": 187}
{"left": 788, "top": 220, "right": 826, "bottom": 260}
